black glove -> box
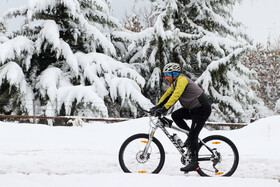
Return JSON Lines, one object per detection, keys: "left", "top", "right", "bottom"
{"left": 154, "top": 106, "right": 168, "bottom": 116}
{"left": 150, "top": 105, "right": 161, "bottom": 113}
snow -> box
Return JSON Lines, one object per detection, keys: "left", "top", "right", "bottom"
{"left": 24, "top": 0, "right": 117, "bottom": 57}
{"left": 27, "top": 0, "right": 80, "bottom": 20}
{"left": 0, "top": 116, "right": 280, "bottom": 186}
{"left": 0, "top": 36, "right": 34, "bottom": 65}
{"left": 57, "top": 85, "right": 108, "bottom": 116}
{"left": 36, "top": 67, "right": 71, "bottom": 101}
{"left": 0, "top": 62, "right": 34, "bottom": 114}
{"left": 75, "top": 51, "right": 153, "bottom": 113}
{"left": 36, "top": 20, "right": 79, "bottom": 76}
{"left": 36, "top": 20, "right": 60, "bottom": 55}
{"left": 0, "top": 174, "right": 279, "bottom": 187}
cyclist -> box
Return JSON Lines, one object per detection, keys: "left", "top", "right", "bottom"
{"left": 150, "top": 63, "right": 212, "bottom": 172}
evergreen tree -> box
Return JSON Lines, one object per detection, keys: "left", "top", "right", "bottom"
{"left": 112, "top": 0, "right": 267, "bottom": 122}
{"left": 0, "top": 0, "right": 152, "bottom": 125}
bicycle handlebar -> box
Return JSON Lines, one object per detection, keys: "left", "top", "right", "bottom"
{"left": 140, "top": 108, "right": 151, "bottom": 113}
{"left": 137, "top": 105, "right": 163, "bottom": 117}
{"left": 143, "top": 109, "right": 163, "bottom": 117}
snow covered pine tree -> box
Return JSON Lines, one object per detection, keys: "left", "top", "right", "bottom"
{"left": 112, "top": 0, "right": 269, "bottom": 122}
{"left": 0, "top": 0, "right": 152, "bottom": 125}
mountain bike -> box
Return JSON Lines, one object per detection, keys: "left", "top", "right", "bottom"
{"left": 118, "top": 112, "right": 239, "bottom": 177}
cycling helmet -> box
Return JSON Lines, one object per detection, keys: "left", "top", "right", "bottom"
{"left": 163, "top": 63, "right": 181, "bottom": 73}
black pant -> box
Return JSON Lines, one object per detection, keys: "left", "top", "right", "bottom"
{"left": 171, "top": 105, "right": 211, "bottom": 156}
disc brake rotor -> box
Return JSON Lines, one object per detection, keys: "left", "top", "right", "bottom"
{"left": 136, "top": 151, "right": 150, "bottom": 163}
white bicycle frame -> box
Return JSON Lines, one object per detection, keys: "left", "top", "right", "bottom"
{"left": 143, "top": 116, "right": 215, "bottom": 160}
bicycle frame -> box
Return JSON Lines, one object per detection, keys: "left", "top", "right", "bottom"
{"left": 143, "top": 116, "right": 215, "bottom": 160}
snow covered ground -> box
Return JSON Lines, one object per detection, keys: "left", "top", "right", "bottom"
{"left": 0, "top": 116, "right": 280, "bottom": 186}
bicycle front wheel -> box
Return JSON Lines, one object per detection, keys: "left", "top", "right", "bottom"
{"left": 119, "top": 133, "right": 165, "bottom": 174}
{"left": 197, "top": 135, "right": 239, "bottom": 177}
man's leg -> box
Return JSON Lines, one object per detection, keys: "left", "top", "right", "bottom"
{"left": 171, "top": 108, "right": 191, "bottom": 131}
{"left": 180, "top": 120, "right": 204, "bottom": 172}
{"left": 180, "top": 105, "right": 211, "bottom": 172}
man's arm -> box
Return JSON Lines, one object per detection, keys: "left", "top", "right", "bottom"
{"left": 157, "top": 85, "right": 174, "bottom": 106}
{"left": 163, "top": 76, "right": 188, "bottom": 109}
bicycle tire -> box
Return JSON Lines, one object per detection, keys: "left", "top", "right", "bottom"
{"left": 197, "top": 135, "right": 239, "bottom": 177}
{"left": 119, "top": 133, "right": 165, "bottom": 174}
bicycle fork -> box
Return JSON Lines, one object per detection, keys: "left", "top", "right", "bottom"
{"left": 142, "top": 126, "right": 157, "bottom": 156}
{"left": 143, "top": 121, "right": 188, "bottom": 161}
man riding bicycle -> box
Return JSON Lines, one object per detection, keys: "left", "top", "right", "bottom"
{"left": 150, "top": 63, "right": 212, "bottom": 172}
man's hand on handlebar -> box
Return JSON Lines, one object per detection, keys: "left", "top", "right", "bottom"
{"left": 150, "top": 106, "right": 168, "bottom": 117}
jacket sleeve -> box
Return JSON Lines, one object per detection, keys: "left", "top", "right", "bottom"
{"left": 157, "top": 85, "right": 174, "bottom": 106}
{"left": 163, "top": 76, "right": 188, "bottom": 109}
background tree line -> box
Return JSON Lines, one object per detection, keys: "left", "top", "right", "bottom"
{"left": 244, "top": 40, "right": 280, "bottom": 112}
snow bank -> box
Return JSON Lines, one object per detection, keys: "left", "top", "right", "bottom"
{"left": 218, "top": 115, "right": 280, "bottom": 159}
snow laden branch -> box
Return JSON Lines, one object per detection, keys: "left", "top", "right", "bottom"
{"left": 76, "top": 52, "right": 153, "bottom": 115}
{"left": 2, "top": 0, "right": 117, "bottom": 57}
{"left": 196, "top": 46, "right": 265, "bottom": 122}
{"left": 36, "top": 20, "right": 79, "bottom": 76}
{"left": 27, "top": 0, "right": 117, "bottom": 57}
{"left": 35, "top": 51, "right": 152, "bottom": 120}
{"left": 0, "top": 36, "right": 34, "bottom": 69}
{"left": 0, "top": 62, "right": 34, "bottom": 115}
{"left": 36, "top": 66, "right": 107, "bottom": 123}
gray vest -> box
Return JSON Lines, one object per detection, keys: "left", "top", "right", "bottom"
{"left": 173, "top": 74, "right": 203, "bottom": 110}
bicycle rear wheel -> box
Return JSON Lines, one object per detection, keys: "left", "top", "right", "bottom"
{"left": 119, "top": 133, "right": 165, "bottom": 174}
{"left": 197, "top": 135, "right": 239, "bottom": 177}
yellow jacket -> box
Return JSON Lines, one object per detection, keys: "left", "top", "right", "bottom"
{"left": 158, "top": 74, "right": 203, "bottom": 110}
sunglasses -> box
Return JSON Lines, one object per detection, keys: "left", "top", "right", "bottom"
{"left": 164, "top": 72, "right": 179, "bottom": 77}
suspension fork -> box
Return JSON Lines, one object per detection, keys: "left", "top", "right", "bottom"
{"left": 142, "top": 126, "right": 157, "bottom": 155}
